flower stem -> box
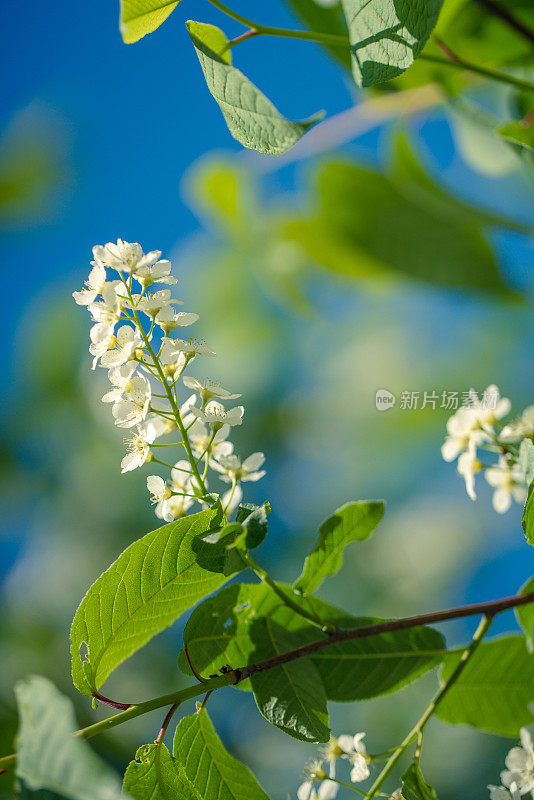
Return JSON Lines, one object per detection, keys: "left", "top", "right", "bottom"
{"left": 243, "top": 553, "right": 337, "bottom": 633}
{"left": 363, "top": 615, "right": 493, "bottom": 799}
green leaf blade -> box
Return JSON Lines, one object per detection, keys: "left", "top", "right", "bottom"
{"left": 250, "top": 617, "right": 330, "bottom": 742}
{"left": 186, "top": 21, "right": 322, "bottom": 155}
{"left": 15, "top": 676, "right": 124, "bottom": 800}
{"left": 523, "top": 481, "right": 534, "bottom": 546}
{"left": 71, "top": 505, "right": 234, "bottom": 696}
{"left": 401, "top": 763, "right": 439, "bottom": 800}
{"left": 436, "top": 636, "right": 534, "bottom": 736}
{"left": 341, "top": 0, "right": 444, "bottom": 87}
{"left": 123, "top": 743, "right": 201, "bottom": 800}
{"left": 174, "top": 708, "right": 270, "bottom": 800}
{"left": 120, "top": 0, "right": 180, "bottom": 43}
{"left": 294, "top": 501, "right": 384, "bottom": 594}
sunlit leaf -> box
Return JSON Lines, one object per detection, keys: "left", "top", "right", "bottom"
{"left": 436, "top": 636, "right": 534, "bottom": 736}
{"left": 341, "top": 0, "right": 444, "bottom": 87}
{"left": 15, "top": 676, "right": 124, "bottom": 800}
{"left": 186, "top": 21, "right": 323, "bottom": 155}
{"left": 294, "top": 500, "right": 384, "bottom": 594}
{"left": 70, "top": 504, "right": 236, "bottom": 696}
{"left": 120, "top": 0, "right": 180, "bottom": 43}
{"left": 523, "top": 482, "right": 534, "bottom": 546}
{"left": 174, "top": 708, "right": 270, "bottom": 800}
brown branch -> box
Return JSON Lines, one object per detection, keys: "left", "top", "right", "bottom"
{"left": 231, "top": 591, "right": 534, "bottom": 683}
{"left": 474, "top": 0, "right": 534, "bottom": 47}
{"left": 1, "top": 590, "right": 533, "bottom": 774}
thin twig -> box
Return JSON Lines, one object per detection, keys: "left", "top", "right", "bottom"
{"left": 155, "top": 703, "right": 179, "bottom": 745}
{"left": 199, "top": 691, "right": 213, "bottom": 710}
{"left": 184, "top": 644, "right": 206, "bottom": 683}
{"left": 92, "top": 692, "right": 131, "bottom": 711}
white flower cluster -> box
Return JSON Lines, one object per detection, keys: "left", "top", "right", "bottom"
{"left": 297, "top": 733, "right": 372, "bottom": 800}
{"left": 489, "top": 727, "right": 534, "bottom": 799}
{"left": 74, "top": 239, "right": 266, "bottom": 521}
{"left": 442, "top": 385, "right": 532, "bottom": 513}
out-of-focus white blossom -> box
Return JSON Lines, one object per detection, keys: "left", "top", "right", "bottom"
{"left": 457, "top": 443, "right": 482, "bottom": 501}
{"left": 182, "top": 376, "right": 241, "bottom": 403}
{"left": 485, "top": 459, "right": 528, "bottom": 514}
{"left": 501, "top": 406, "right": 534, "bottom": 443}
{"left": 211, "top": 452, "right": 266, "bottom": 484}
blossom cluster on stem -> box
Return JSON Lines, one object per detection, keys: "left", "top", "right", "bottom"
{"left": 489, "top": 727, "right": 534, "bottom": 799}
{"left": 73, "top": 239, "right": 266, "bottom": 521}
{"left": 442, "top": 385, "right": 533, "bottom": 513}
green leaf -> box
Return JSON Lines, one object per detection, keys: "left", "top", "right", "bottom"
{"left": 400, "top": 763, "right": 439, "bottom": 800}
{"left": 123, "top": 743, "right": 201, "bottom": 800}
{"left": 70, "top": 504, "right": 235, "bottom": 696}
{"left": 436, "top": 636, "right": 534, "bottom": 736}
{"left": 178, "top": 583, "right": 445, "bottom": 701}
{"left": 173, "top": 708, "right": 270, "bottom": 800}
{"left": 120, "top": 0, "right": 180, "bottom": 43}
{"left": 235, "top": 502, "right": 269, "bottom": 549}
{"left": 283, "top": 138, "right": 518, "bottom": 296}
{"left": 15, "top": 676, "right": 124, "bottom": 800}
{"left": 294, "top": 501, "right": 384, "bottom": 594}
{"left": 341, "top": 0, "right": 444, "bottom": 87}
{"left": 249, "top": 616, "right": 330, "bottom": 742}
{"left": 523, "top": 481, "right": 534, "bottom": 546}
{"left": 516, "top": 578, "right": 534, "bottom": 653}
{"left": 186, "top": 21, "right": 323, "bottom": 155}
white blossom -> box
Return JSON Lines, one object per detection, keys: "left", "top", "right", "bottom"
{"left": 102, "top": 362, "right": 137, "bottom": 404}
{"left": 441, "top": 407, "right": 486, "bottom": 462}
{"left": 112, "top": 374, "right": 151, "bottom": 428}
{"left": 210, "top": 452, "right": 266, "bottom": 484}
{"left": 467, "top": 384, "right": 511, "bottom": 432}
{"left": 297, "top": 761, "right": 338, "bottom": 800}
{"left": 87, "top": 284, "right": 121, "bottom": 368}
{"left": 73, "top": 261, "right": 107, "bottom": 305}
{"left": 189, "top": 419, "right": 233, "bottom": 461}
{"left": 489, "top": 786, "right": 521, "bottom": 800}
{"left": 121, "top": 420, "right": 159, "bottom": 473}
{"left": 457, "top": 442, "right": 482, "bottom": 501}
{"left": 93, "top": 239, "right": 161, "bottom": 275}
{"left": 501, "top": 406, "right": 534, "bottom": 443}
{"left": 501, "top": 728, "right": 534, "bottom": 795}
{"left": 155, "top": 307, "right": 199, "bottom": 334}
{"left": 146, "top": 475, "right": 174, "bottom": 522}
{"left": 100, "top": 325, "right": 141, "bottom": 369}
{"left": 485, "top": 458, "right": 528, "bottom": 513}
{"left": 131, "top": 290, "right": 180, "bottom": 318}
{"left": 322, "top": 733, "right": 370, "bottom": 785}
{"left": 163, "top": 337, "right": 216, "bottom": 358}
{"left": 190, "top": 401, "right": 244, "bottom": 429}
{"left": 135, "top": 258, "right": 177, "bottom": 288}
{"left": 182, "top": 376, "right": 241, "bottom": 403}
